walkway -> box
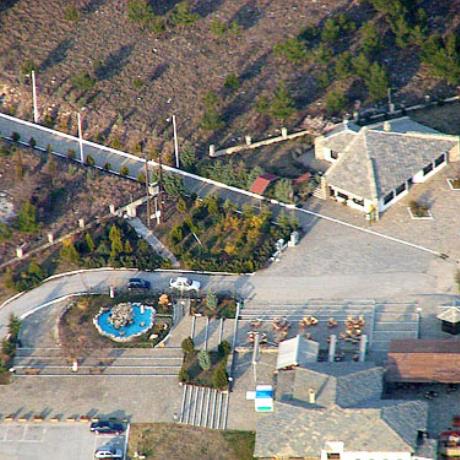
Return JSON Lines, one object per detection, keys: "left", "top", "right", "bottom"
{"left": 127, "top": 218, "right": 179, "bottom": 267}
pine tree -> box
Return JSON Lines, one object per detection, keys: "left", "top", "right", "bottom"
{"left": 85, "top": 233, "right": 95, "bottom": 252}
{"left": 198, "top": 350, "right": 211, "bottom": 370}
{"left": 270, "top": 83, "right": 295, "bottom": 121}
{"left": 109, "top": 225, "right": 123, "bottom": 257}
{"left": 124, "top": 239, "right": 133, "bottom": 254}
{"left": 366, "top": 62, "right": 389, "bottom": 101}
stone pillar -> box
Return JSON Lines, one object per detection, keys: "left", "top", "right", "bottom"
{"left": 109, "top": 204, "right": 116, "bottom": 215}
{"left": 281, "top": 127, "right": 288, "bottom": 139}
{"left": 109, "top": 286, "right": 115, "bottom": 298}
{"left": 78, "top": 218, "right": 85, "bottom": 229}
{"left": 16, "top": 247, "right": 24, "bottom": 258}
{"left": 308, "top": 388, "right": 316, "bottom": 404}
{"left": 328, "top": 334, "right": 337, "bottom": 363}
{"left": 127, "top": 204, "right": 136, "bottom": 218}
{"left": 71, "top": 360, "right": 78, "bottom": 373}
{"left": 319, "top": 176, "right": 328, "bottom": 200}
{"left": 209, "top": 144, "right": 216, "bottom": 157}
{"left": 245, "top": 135, "right": 252, "bottom": 146}
{"left": 359, "top": 334, "right": 367, "bottom": 362}
{"left": 47, "top": 233, "right": 54, "bottom": 244}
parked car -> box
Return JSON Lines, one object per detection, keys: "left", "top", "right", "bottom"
{"left": 90, "top": 420, "right": 125, "bottom": 435}
{"left": 127, "top": 278, "right": 151, "bottom": 290}
{"left": 94, "top": 447, "right": 123, "bottom": 459}
{"left": 169, "top": 276, "right": 201, "bottom": 292}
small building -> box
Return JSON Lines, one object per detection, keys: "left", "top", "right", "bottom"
{"left": 255, "top": 362, "right": 431, "bottom": 460}
{"left": 249, "top": 173, "right": 278, "bottom": 195}
{"left": 314, "top": 117, "right": 460, "bottom": 219}
{"left": 385, "top": 339, "right": 460, "bottom": 383}
{"left": 437, "top": 307, "right": 460, "bottom": 335}
{"left": 276, "top": 335, "right": 319, "bottom": 370}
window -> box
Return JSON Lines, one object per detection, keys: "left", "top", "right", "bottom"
{"left": 352, "top": 197, "right": 364, "bottom": 207}
{"left": 423, "top": 163, "right": 433, "bottom": 175}
{"left": 435, "top": 153, "right": 446, "bottom": 167}
{"left": 383, "top": 191, "right": 394, "bottom": 205}
{"left": 395, "top": 183, "right": 406, "bottom": 195}
{"left": 337, "top": 192, "right": 348, "bottom": 200}
{"left": 331, "top": 150, "right": 339, "bottom": 160}
{"left": 327, "top": 454, "right": 341, "bottom": 460}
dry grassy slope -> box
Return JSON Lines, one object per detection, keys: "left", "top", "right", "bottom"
{"left": 0, "top": 0, "right": 458, "bottom": 159}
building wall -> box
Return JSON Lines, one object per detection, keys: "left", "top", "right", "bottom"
{"left": 448, "top": 142, "right": 460, "bottom": 162}
{"left": 314, "top": 136, "right": 327, "bottom": 160}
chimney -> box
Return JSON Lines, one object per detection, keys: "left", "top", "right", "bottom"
{"left": 359, "top": 334, "right": 367, "bottom": 362}
{"left": 308, "top": 388, "right": 316, "bottom": 404}
{"left": 328, "top": 334, "right": 337, "bottom": 363}
{"left": 383, "top": 121, "right": 391, "bottom": 132}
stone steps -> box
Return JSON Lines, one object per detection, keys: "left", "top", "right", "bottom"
{"left": 179, "top": 384, "right": 229, "bottom": 430}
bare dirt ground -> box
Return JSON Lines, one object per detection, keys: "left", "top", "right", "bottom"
{"left": 0, "top": 0, "right": 457, "bottom": 167}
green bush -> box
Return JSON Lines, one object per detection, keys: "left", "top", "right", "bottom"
{"left": 85, "top": 154, "right": 95, "bottom": 166}
{"left": 64, "top": 5, "right": 80, "bottom": 21}
{"left": 335, "top": 51, "right": 353, "bottom": 80}
{"left": 72, "top": 72, "right": 96, "bottom": 92}
{"left": 103, "top": 162, "right": 112, "bottom": 171}
{"left": 137, "top": 172, "right": 146, "bottom": 183}
{"left": 273, "top": 38, "right": 308, "bottom": 64}
{"left": 224, "top": 73, "right": 240, "bottom": 91}
{"left": 67, "top": 148, "right": 76, "bottom": 160}
{"left": 360, "top": 22, "right": 381, "bottom": 56}
{"left": 179, "top": 367, "right": 190, "bottom": 383}
{"left": 29, "top": 137, "right": 36, "bottom": 148}
{"left": 181, "top": 337, "right": 195, "bottom": 355}
{"left": 163, "top": 173, "right": 185, "bottom": 197}
{"left": 170, "top": 1, "right": 199, "bottom": 27}
{"left": 0, "top": 222, "right": 12, "bottom": 242}
{"left": 273, "top": 178, "right": 294, "bottom": 203}
{"left": 11, "top": 132, "right": 20, "bottom": 142}
{"left": 120, "top": 165, "right": 130, "bottom": 176}
{"left": 20, "top": 60, "right": 37, "bottom": 76}
{"left": 210, "top": 18, "right": 227, "bottom": 37}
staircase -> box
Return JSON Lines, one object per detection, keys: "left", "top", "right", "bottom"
{"left": 312, "top": 186, "right": 325, "bottom": 199}
{"left": 190, "top": 316, "right": 234, "bottom": 351}
{"left": 179, "top": 384, "right": 229, "bottom": 429}
{"left": 371, "top": 303, "right": 419, "bottom": 352}
{"left": 13, "top": 347, "right": 183, "bottom": 377}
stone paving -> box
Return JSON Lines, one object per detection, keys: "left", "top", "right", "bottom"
{"left": 304, "top": 162, "right": 460, "bottom": 260}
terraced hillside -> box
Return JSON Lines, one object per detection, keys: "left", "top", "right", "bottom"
{"left": 0, "top": 0, "right": 459, "bottom": 163}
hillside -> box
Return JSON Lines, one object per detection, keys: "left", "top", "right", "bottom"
{"left": 0, "top": 0, "right": 459, "bottom": 164}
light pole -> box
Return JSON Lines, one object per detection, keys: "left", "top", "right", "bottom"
{"left": 77, "top": 112, "right": 84, "bottom": 164}
{"left": 141, "top": 141, "right": 152, "bottom": 230}
{"left": 31, "top": 70, "right": 39, "bottom": 123}
{"left": 172, "top": 115, "right": 180, "bottom": 169}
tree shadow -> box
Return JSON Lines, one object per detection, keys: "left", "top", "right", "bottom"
{"left": 149, "top": 63, "right": 169, "bottom": 82}
{"left": 83, "top": 0, "right": 108, "bottom": 14}
{"left": 228, "top": 0, "right": 264, "bottom": 30}
{"left": 0, "top": 0, "right": 19, "bottom": 13}
{"left": 95, "top": 45, "right": 134, "bottom": 81}
{"left": 193, "top": 0, "right": 226, "bottom": 17}
{"left": 150, "top": 0, "right": 181, "bottom": 16}
{"left": 39, "top": 39, "right": 74, "bottom": 73}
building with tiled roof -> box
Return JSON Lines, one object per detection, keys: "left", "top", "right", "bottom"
{"left": 314, "top": 117, "right": 460, "bottom": 219}
{"left": 254, "top": 362, "right": 432, "bottom": 460}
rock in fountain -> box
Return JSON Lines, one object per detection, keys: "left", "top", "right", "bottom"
{"left": 109, "top": 303, "right": 134, "bottom": 329}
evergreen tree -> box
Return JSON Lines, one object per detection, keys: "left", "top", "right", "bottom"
{"left": 212, "top": 362, "right": 228, "bottom": 389}
{"left": 360, "top": 22, "right": 381, "bottom": 56}
{"left": 109, "top": 225, "right": 123, "bottom": 257}
{"left": 198, "top": 350, "right": 211, "bottom": 370}
{"left": 59, "top": 239, "right": 80, "bottom": 264}
{"left": 124, "top": 239, "right": 133, "bottom": 254}
{"left": 85, "top": 233, "right": 95, "bottom": 252}
{"left": 366, "top": 62, "right": 389, "bottom": 101}
{"left": 16, "top": 201, "right": 39, "bottom": 233}
{"left": 270, "top": 83, "right": 295, "bottom": 121}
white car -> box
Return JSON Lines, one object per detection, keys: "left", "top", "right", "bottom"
{"left": 94, "top": 447, "right": 123, "bottom": 459}
{"left": 169, "top": 276, "right": 201, "bottom": 292}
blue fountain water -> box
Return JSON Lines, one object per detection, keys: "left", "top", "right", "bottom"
{"left": 96, "top": 303, "right": 155, "bottom": 339}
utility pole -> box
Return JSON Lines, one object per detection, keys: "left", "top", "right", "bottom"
{"left": 156, "top": 150, "right": 164, "bottom": 224}
{"left": 172, "top": 114, "right": 180, "bottom": 169}
{"left": 252, "top": 332, "right": 260, "bottom": 384}
{"left": 142, "top": 141, "right": 151, "bottom": 230}
{"left": 77, "top": 112, "right": 84, "bottom": 164}
{"left": 31, "top": 70, "right": 39, "bottom": 123}
{"left": 387, "top": 87, "right": 394, "bottom": 114}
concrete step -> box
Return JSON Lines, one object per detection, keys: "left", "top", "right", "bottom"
{"left": 16, "top": 347, "right": 183, "bottom": 358}
{"left": 373, "top": 322, "right": 419, "bottom": 332}
{"left": 179, "top": 384, "right": 228, "bottom": 429}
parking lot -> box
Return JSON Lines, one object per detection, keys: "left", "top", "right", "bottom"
{"left": 0, "top": 423, "right": 126, "bottom": 460}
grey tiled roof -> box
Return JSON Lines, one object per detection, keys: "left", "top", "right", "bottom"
{"left": 254, "top": 400, "right": 425, "bottom": 458}
{"left": 437, "top": 307, "right": 460, "bottom": 324}
{"left": 255, "top": 363, "right": 429, "bottom": 458}
{"left": 323, "top": 117, "right": 459, "bottom": 200}
{"left": 290, "top": 363, "right": 383, "bottom": 408}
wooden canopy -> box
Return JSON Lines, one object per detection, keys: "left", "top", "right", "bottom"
{"left": 385, "top": 339, "right": 460, "bottom": 383}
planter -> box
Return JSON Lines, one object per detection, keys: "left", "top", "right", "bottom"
{"left": 407, "top": 207, "right": 433, "bottom": 220}
{"left": 447, "top": 179, "right": 460, "bottom": 190}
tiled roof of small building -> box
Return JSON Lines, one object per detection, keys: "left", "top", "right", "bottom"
{"left": 323, "top": 117, "right": 459, "bottom": 200}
